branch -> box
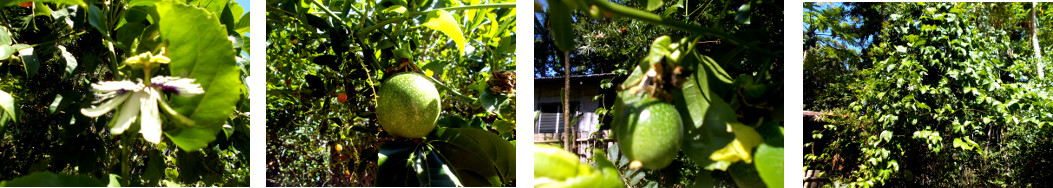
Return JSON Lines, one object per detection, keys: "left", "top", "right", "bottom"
{"left": 584, "top": 0, "right": 777, "bottom": 57}
{"left": 422, "top": 74, "right": 477, "bottom": 103}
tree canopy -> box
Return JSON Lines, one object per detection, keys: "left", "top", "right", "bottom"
{"left": 805, "top": 2, "right": 1053, "bottom": 186}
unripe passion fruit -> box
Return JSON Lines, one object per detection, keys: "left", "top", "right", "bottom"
{"left": 613, "top": 97, "right": 683, "bottom": 169}
{"left": 376, "top": 72, "right": 441, "bottom": 138}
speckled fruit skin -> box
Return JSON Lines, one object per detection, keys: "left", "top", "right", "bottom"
{"left": 376, "top": 72, "right": 441, "bottom": 138}
{"left": 613, "top": 97, "right": 683, "bottom": 169}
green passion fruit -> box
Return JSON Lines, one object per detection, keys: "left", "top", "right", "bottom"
{"left": 613, "top": 97, "right": 683, "bottom": 169}
{"left": 376, "top": 72, "right": 441, "bottom": 138}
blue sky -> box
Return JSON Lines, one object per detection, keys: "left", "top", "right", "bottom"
{"left": 803, "top": 2, "right": 868, "bottom": 53}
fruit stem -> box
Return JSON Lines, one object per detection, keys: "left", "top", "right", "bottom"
{"left": 311, "top": 0, "right": 349, "bottom": 28}
{"left": 422, "top": 74, "right": 478, "bottom": 103}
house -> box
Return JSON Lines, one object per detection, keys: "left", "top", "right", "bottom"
{"left": 533, "top": 73, "right": 618, "bottom": 160}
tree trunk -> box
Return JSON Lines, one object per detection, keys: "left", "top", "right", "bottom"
{"left": 1034, "top": 2, "right": 1044, "bottom": 79}
{"left": 562, "top": 51, "right": 573, "bottom": 153}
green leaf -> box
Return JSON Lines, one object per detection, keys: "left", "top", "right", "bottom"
{"left": 691, "top": 170, "right": 715, "bottom": 188}
{"left": 48, "top": 93, "right": 63, "bottom": 114}
{"left": 412, "top": 146, "right": 463, "bottom": 186}
{"left": 234, "top": 12, "right": 250, "bottom": 34}
{"left": 19, "top": 47, "right": 39, "bottom": 78}
{"left": 728, "top": 162, "right": 765, "bottom": 188}
{"left": 535, "top": 144, "right": 587, "bottom": 181}
{"left": 156, "top": 2, "right": 245, "bottom": 151}
{"left": 106, "top": 174, "right": 121, "bottom": 187}
{"left": 710, "top": 122, "right": 762, "bottom": 164}
{"left": 659, "top": 42, "right": 738, "bottom": 170}
{"left": 421, "top": 10, "right": 465, "bottom": 55}
{"left": 0, "top": 26, "right": 10, "bottom": 45}
{"left": 437, "top": 115, "right": 469, "bottom": 128}
{"left": 57, "top": 45, "right": 77, "bottom": 77}
{"left": 33, "top": 2, "right": 52, "bottom": 16}
{"left": 735, "top": 4, "right": 751, "bottom": 25}
{"left": 646, "top": 0, "right": 663, "bottom": 11}
{"left": 377, "top": 141, "right": 418, "bottom": 186}
{"left": 548, "top": 0, "right": 575, "bottom": 51}
{"left": 88, "top": 4, "right": 109, "bottom": 34}
{"left": 376, "top": 140, "right": 466, "bottom": 187}
{"left": 754, "top": 144, "right": 783, "bottom": 188}
{"left": 0, "top": 45, "right": 19, "bottom": 60}
{"left": 0, "top": 0, "right": 85, "bottom": 7}
{"left": 0, "top": 89, "right": 14, "bottom": 134}
{"left": 0, "top": 172, "right": 106, "bottom": 186}
{"left": 480, "top": 88, "right": 509, "bottom": 115}
{"left": 492, "top": 119, "right": 513, "bottom": 134}
{"left": 431, "top": 127, "right": 516, "bottom": 186}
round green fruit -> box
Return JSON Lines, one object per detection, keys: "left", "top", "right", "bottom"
{"left": 376, "top": 72, "right": 441, "bottom": 138}
{"left": 612, "top": 97, "right": 683, "bottom": 169}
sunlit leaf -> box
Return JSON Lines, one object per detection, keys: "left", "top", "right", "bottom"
{"left": 709, "top": 122, "right": 762, "bottom": 164}
{"left": 57, "top": 45, "right": 77, "bottom": 76}
{"left": 421, "top": 10, "right": 465, "bottom": 55}
{"left": 754, "top": 144, "right": 783, "bottom": 188}
{"left": 156, "top": 2, "right": 245, "bottom": 151}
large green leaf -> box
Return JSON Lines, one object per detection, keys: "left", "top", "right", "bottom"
{"left": 377, "top": 141, "right": 416, "bottom": 186}
{"left": 413, "top": 145, "right": 462, "bottom": 186}
{"left": 754, "top": 144, "right": 783, "bottom": 188}
{"left": 421, "top": 10, "right": 465, "bottom": 55}
{"left": 0, "top": 172, "right": 107, "bottom": 186}
{"left": 377, "top": 141, "right": 462, "bottom": 186}
{"left": 0, "top": 0, "right": 85, "bottom": 7}
{"left": 547, "top": 0, "right": 574, "bottom": 51}
{"left": 675, "top": 53, "right": 736, "bottom": 170}
{"left": 156, "top": 2, "right": 245, "bottom": 151}
{"left": 431, "top": 127, "right": 516, "bottom": 186}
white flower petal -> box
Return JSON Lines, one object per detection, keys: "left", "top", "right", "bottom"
{"left": 151, "top": 76, "right": 204, "bottom": 96}
{"left": 91, "top": 80, "right": 142, "bottom": 93}
{"left": 80, "top": 93, "right": 132, "bottom": 117}
{"left": 110, "top": 91, "right": 145, "bottom": 135}
{"left": 140, "top": 89, "right": 163, "bottom": 143}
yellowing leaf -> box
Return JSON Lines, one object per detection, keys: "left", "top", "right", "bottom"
{"left": 381, "top": 5, "right": 406, "bottom": 13}
{"left": 710, "top": 122, "right": 762, "bottom": 164}
{"left": 422, "top": 10, "right": 465, "bottom": 55}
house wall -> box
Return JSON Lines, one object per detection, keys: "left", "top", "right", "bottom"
{"left": 533, "top": 76, "right": 612, "bottom": 139}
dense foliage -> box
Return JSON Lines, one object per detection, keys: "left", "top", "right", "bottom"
{"left": 265, "top": 0, "right": 516, "bottom": 186}
{"left": 534, "top": 0, "right": 783, "bottom": 187}
{"left": 805, "top": 2, "right": 1053, "bottom": 186}
{"left": 0, "top": 0, "right": 250, "bottom": 186}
